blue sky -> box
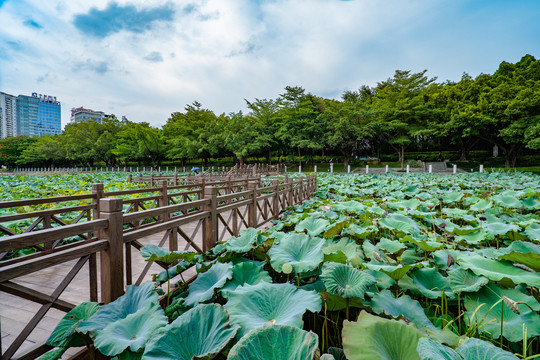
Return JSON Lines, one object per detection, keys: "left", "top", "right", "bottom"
{"left": 1, "top": 0, "right": 539, "bottom": 128}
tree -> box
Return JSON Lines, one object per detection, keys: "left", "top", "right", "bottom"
{"left": 113, "top": 122, "right": 166, "bottom": 169}
{"left": 163, "top": 102, "right": 221, "bottom": 164}
{"left": 245, "top": 98, "right": 281, "bottom": 163}
{"left": 17, "top": 135, "right": 66, "bottom": 167}
{"left": 0, "top": 136, "right": 36, "bottom": 168}
{"left": 374, "top": 70, "right": 437, "bottom": 169}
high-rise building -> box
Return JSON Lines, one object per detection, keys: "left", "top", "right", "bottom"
{"left": 16, "top": 92, "right": 61, "bottom": 136}
{"left": 70, "top": 107, "right": 107, "bottom": 124}
{"left": 0, "top": 91, "right": 61, "bottom": 137}
{"left": 0, "top": 92, "right": 18, "bottom": 138}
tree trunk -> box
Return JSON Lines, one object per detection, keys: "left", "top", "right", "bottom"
{"left": 298, "top": 147, "right": 301, "bottom": 167}
{"left": 400, "top": 145, "right": 405, "bottom": 170}
{"left": 503, "top": 143, "right": 523, "bottom": 168}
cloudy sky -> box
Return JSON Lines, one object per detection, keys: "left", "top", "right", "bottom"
{"left": 1, "top": 0, "right": 539, "bottom": 129}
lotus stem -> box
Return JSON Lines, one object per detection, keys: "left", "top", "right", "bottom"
{"left": 346, "top": 298, "right": 350, "bottom": 320}
{"left": 500, "top": 299, "right": 504, "bottom": 348}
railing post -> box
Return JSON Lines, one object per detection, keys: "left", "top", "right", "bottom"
{"left": 272, "top": 179, "right": 280, "bottom": 219}
{"left": 288, "top": 177, "right": 294, "bottom": 206}
{"left": 248, "top": 181, "right": 257, "bottom": 227}
{"left": 202, "top": 186, "right": 218, "bottom": 252}
{"left": 298, "top": 178, "right": 304, "bottom": 203}
{"left": 92, "top": 183, "right": 104, "bottom": 220}
{"left": 158, "top": 180, "right": 169, "bottom": 211}
{"left": 149, "top": 173, "right": 154, "bottom": 187}
{"left": 99, "top": 198, "right": 124, "bottom": 303}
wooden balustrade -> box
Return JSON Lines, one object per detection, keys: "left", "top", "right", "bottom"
{"left": 0, "top": 175, "right": 317, "bottom": 360}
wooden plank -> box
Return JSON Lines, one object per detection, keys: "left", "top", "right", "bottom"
{"left": 122, "top": 199, "right": 209, "bottom": 224}
{"left": 0, "top": 241, "right": 108, "bottom": 282}
{"left": 0, "top": 281, "right": 75, "bottom": 313}
{"left": 0, "top": 194, "right": 95, "bottom": 209}
{"left": 0, "top": 205, "right": 95, "bottom": 223}
{"left": 123, "top": 212, "right": 209, "bottom": 244}
{"left": 0, "top": 220, "right": 108, "bottom": 252}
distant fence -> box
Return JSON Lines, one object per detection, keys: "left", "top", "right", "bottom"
{"left": 0, "top": 175, "right": 316, "bottom": 360}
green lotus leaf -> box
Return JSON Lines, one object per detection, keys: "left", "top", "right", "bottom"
{"left": 458, "top": 255, "right": 540, "bottom": 286}
{"left": 184, "top": 261, "right": 234, "bottom": 306}
{"left": 328, "top": 347, "right": 347, "bottom": 360}
{"left": 379, "top": 237, "right": 407, "bottom": 255}
{"left": 320, "top": 262, "right": 375, "bottom": 299}
{"left": 410, "top": 268, "right": 455, "bottom": 299}
{"left": 379, "top": 213, "right": 421, "bottom": 235}
{"left": 455, "top": 230, "right": 486, "bottom": 245}
{"left": 402, "top": 235, "right": 445, "bottom": 252}
{"left": 388, "top": 198, "right": 422, "bottom": 210}
{"left": 112, "top": 349, "right": 143, "bottom": 360}
{"left": 223, "top": 281, "right": 322, "bottom": 338}
{"left": 226, "top": 228, "right": 261, "bottom": 253}
{"left": 142, "top": 304, "right": 239, "bottom": 360}
{"left": 347, "top": 224, "right": 376, "bottom": 239}
{"left": 469, "top": 199, "right": 493, "bottom": 212}
{"left": 78, "top": 282, "right": 159, "bottom": 333}
{"left": 464, "top": 284, "right": 540, "bottom": 342}
{"left": 324, "top": 220, "right": 348, "bottom": 238}
{"left": 226, "top": 323, "right": 319, "bottom": 360}
{"left": 451, "top": 224, "right": 481, "bottom": 235}
{"left": 432, "top": 249, "right": 466, "bottom": 269}
{"left": 140, "top": 244, "right": 196, "bottom": 264}
{"left": 323, "top": 238, "right": 364, "bottom": 267}
{"left": 492, "top": 194, "right": 523, "bottom": 209}
{"left": 333, "top": 200, "right": 366, "bottom": 214}
{"left": 321, "top": 355, "right": 335, "bottom": 360}
{"left": 46, "top": 301, "right": 99, "bottom": 347}
{"left": 39, "top": 347, "right": 68, "bottom": 360}
{"left": 416, "top": 337, "right": 461, "bottom": 360}
{"left": 446, "top": 267, "right": 489, "bottom": 293}
{"left": 456, "top": 338, "right": 519, "bottom": 359}
{"left": 221, "top": 261, "right": 272, "bottom": 292}
{"left": 498, "top": 240, "right": 540, "bottom": 271}
{"left": 364, "top": 263, "right": 420, "bottom": 281}
{"left": 442, "top": 207, "right": 469, "bottom": 219}
{"left": 524, "top": 223, "right": 540, "bottom": 241}
{"left": 268, "top": 233, "right": 324, "bottom": 274}
{"left": 483, "top": 222, "right": 520, "bottom": 237}
{"left": 295, "top": 215, "right": 330, "bottom": 236}
{"left": 365, "top": 269, "right": 395, "bottom": 289}
{"left": 521, "top": 197, "right": 540, "bottom": 210}
{"left": 442, "top": 192, "right": 463, "bottom": 204}
{"left": 94, "top": 304, "right": 168, "bottom": 356}
{"left": 367, "top": 290, "right": 459, "bottom": 346}
{"left": 343, "top": 311, "right": 422, "bottom": 360}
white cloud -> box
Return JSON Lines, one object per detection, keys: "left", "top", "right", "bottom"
{"left": 1, "top": 0, "right": 539, "bottom": 129}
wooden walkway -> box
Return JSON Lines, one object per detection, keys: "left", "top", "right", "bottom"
{"left": 0, "top": 215, "right": 271, "bottom": 358}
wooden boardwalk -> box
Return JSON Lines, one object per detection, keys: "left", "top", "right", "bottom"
{"left": 1, "top": 217, "right": 272, "bottom": 359}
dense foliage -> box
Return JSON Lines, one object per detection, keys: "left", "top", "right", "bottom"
{"left": 1, "top": 55, "right": 539, "bottom": 170}
{"left": 43, "top": 172, "right": 540, "bottom": 359}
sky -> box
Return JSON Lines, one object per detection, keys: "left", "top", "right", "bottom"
{"left": 1, "top": 0, "right": 539, "bottom": 129}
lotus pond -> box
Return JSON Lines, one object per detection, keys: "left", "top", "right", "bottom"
{"left": 44, "top": 172, "right": 540, "bottom": 360}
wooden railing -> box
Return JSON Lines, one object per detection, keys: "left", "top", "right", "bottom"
{"left": 0, "top": 175, "right": 316, "bottom": 360}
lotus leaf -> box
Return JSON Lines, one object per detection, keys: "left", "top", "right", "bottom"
{"left": 464, "top": 284, "right": 540, "bottom": 342}
{"left": 333, "top": 200, "right": 366, "bottom": 214}
{"left": 364, "top": 263, "right": 420, "bottom": 281}
{"left": 268, "top": 233, "right": 324, "bottom": 273}
{"left": 295, "top": 215, "right": 330, "bottom": 236}
{"left": 470, "top": 199, "right": 493, "bottom": 212}
{"left": 226, "top": 228, "right": 261, "bottom": 253}
{"left": 379, "top": 237, "right": 407, "bottom": 255}
{"left": 39, "top": 348, "right": 68, "bottom": 360}
{"left": 442, "top": 208, "right": 469, "bottom": 219}
{"left": 455, "top": 230, "right": 486, "bottom": 245}
{"left": 524, "top": 223, "right": 540, "bottom": 241}
{"left": 483, "top": 222, "right": 520, "bottom": 237}
{"left": 327, "top": 347, "right": 347, "bottom": 360}
{"left": 78, "top": 282, "right": 158, "bottom": 333}
{"left": 442, "top": 192, "right": 463, "bottom": 204}
{"left": 492, "top": 194, "right": 523, "bottom": 209}
{"left": 324, "top": 220, "right": 348, "bottom": 238}
{"left": 342, "top": 310, "right": 422, "bottom": 360}
{"left": 222, "top": 261, "right": 272, "bottom": 291}
{"left": 432, "top": 249, "right": 466, "bottom": 269}
{"left": 142, "top": 304, "right": 239, "bottom": 360}
{"left": 140, "top": 245, "right": 196, "bottom": 264}
{"left": 46, "top": 301, "right": 99, "bottom": 348}
{"left": 410, "top": 267, "right": 455, "bottom": 299}
{"left": 94, "top": 304, "right": 168, "bottom": 356}
{"left": 223, "top": 282, "right": 322, "bottom": 338}
{"left": 320, "top": 262, "right": 375, "bottom": 298}
{"left": 184, "top": 261, "right": 234, "bottom": 306}
{"left": 446, "top": 268, "right": 488, "bottom": 293}
{"left": 226, "top": 323, "right": 319, "bottom": 360}
{"left": 347, "top": 224, "right": 375, "bottom": 239}
{"left": 379, "top": 213, "right": 421, "bottom": 235}
{"left": 388, "top": 198, "right": 421, "bottom": 210}
{"left": 498, "top": 240, "right": 540, "bottom": 271}
{"left": 456, "top": 338, "right": 519, "bottom": 359}
{"left": 417, "top": 338, "right": 461, "bottom": 360}
{"left": 322, "top": 238, "right": 364, "bottom": 267}
{"left": 458, "top": 255, "right": 540, "bottom": 286}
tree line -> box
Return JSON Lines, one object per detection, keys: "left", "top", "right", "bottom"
{"left": 1, "top": 54, "right": 539, "bottom": 170}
